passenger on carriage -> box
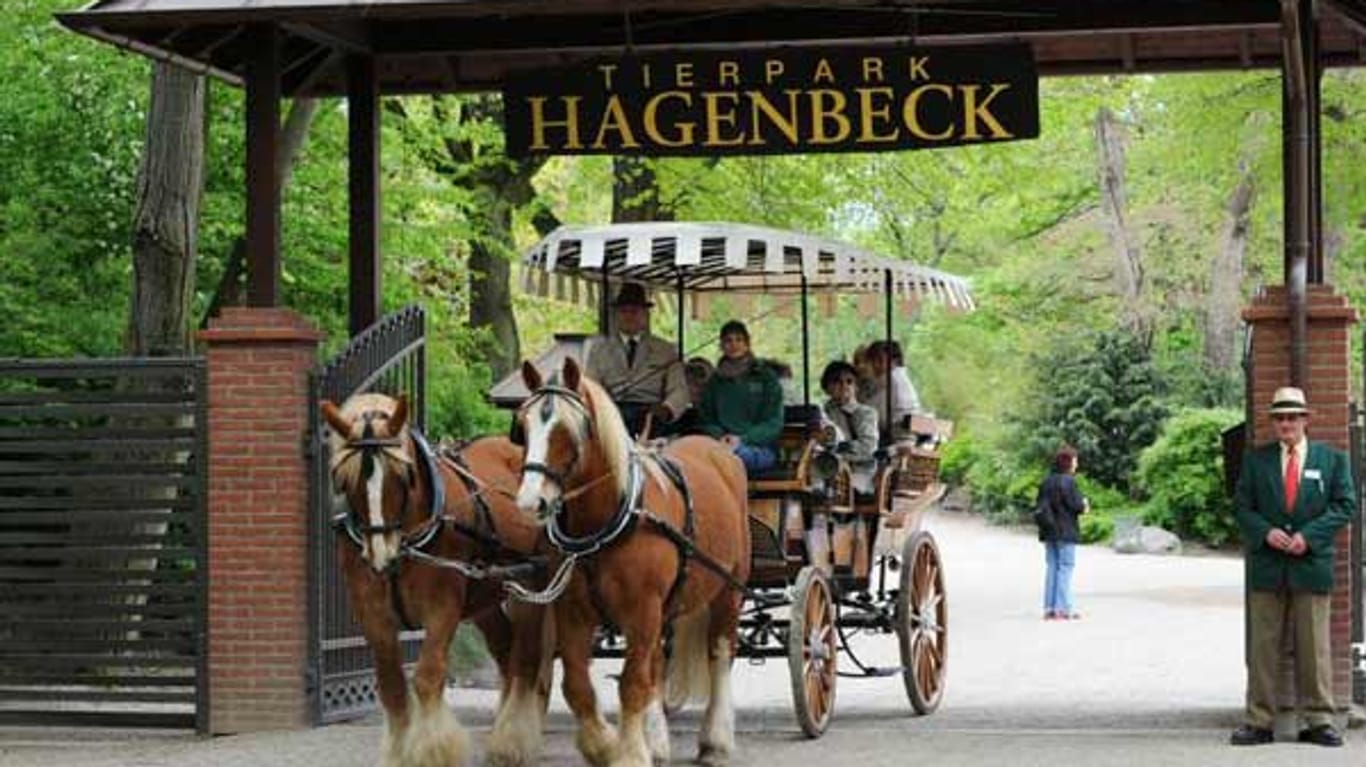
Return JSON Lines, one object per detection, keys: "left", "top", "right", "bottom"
{"left": 699, "top": 320, "right": 784, "bottom": 473}
{"left": 820, "top": 360, "right": 880, "bottom": 494}
{"left": 859, "top": 340, "right": 922, "bottom": 442}
{"left": 583, "top": 282, "right": 690, "bottom": 438}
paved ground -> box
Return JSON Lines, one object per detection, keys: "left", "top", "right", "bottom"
{"left": 2, "top": 509, "right": 1361, "bottom": 766}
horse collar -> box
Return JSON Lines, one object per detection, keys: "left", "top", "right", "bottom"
{"left": 546, "top": 454, "right": 644, "bottom": 556}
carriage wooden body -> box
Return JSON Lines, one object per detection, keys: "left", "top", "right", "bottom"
{"left": 517, "top": 221, "right": 968, "bottom": 737}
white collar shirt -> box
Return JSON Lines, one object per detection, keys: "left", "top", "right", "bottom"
{"left": 1279, "top": 436, "right": 1308, "bottom": 479}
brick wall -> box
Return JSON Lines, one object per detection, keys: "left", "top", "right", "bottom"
{"left": 199, "top": 308, "right": 323, "bottom": 734}
{"left": 1243, "top": 285, "right": 1358, "bottom": 708}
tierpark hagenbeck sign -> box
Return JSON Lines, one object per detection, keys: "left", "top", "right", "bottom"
{"left": 503, "top": 44, "right": 1039, "bottom": 157}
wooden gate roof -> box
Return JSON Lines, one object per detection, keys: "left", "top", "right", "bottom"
{"left": 59, "top": 1, "right": 1366, "bottom": 96}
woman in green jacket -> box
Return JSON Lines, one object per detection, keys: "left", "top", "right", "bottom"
{"left": 700, "top": 320, "right": 784, "bottom": 473}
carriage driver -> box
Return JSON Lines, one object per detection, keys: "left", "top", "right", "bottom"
{"left": 584, "top": 282, "right": 690, "bottom": 437}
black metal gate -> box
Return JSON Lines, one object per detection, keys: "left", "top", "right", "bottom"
{"left": 0, "top": 358, "right": 208, "bottom": 730}
{"left": 308, "top": 305, "right": 426, "bottom": 723}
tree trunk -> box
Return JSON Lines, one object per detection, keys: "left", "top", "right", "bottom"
{"left": 1202, "top": 166, "right": 1255, "bottom": 372}
{"left": 613, "top": 157, "right": 673, "bottom": 222}
{"left": 469, "top": 191, "right": 520, "bottom": 378}
{"left": 92, "top": 63, "right": 207, "bottom": 642}
{"left": 200, "top": 98, "right": 320, "bottom": 328}
{"left": 127, "top": 63, "right": 206, "bottom": 356}
{"left": 1094, "top": 107, "right": 1149, "bottom": 340}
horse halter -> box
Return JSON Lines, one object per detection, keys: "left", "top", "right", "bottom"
{"left": 514, "top": 384, "right": 594, "bottom": 502}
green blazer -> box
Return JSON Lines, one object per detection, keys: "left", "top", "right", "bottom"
{"left": 1233, "top": 440, "right": 1355, "bottom": 593}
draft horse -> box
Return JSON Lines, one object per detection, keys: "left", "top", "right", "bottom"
{"left": 514, "top": 359, "right": 751, "bottom": 767}
{"left": 321, "top": 393, "right": 552, "bottom": 767}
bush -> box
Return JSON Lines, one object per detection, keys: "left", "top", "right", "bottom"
{"left": 1079, "top": 510, "right": 1115, "bottom": 544}
{"left": 1073, "top": 476, "right": 1134, "bottom": 544}
{"left": 938, "top": 431, "right": 977, "bottom": 486}
{"left": 1134, "top": 407, "right": 1242, "bottom": 547}
{"left": 963, "top": 447, "right": 1044, "bottom": 525}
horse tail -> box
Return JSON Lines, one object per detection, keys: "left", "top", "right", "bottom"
{"left": 665, "top": 606, "right": 713, "bottom": 708}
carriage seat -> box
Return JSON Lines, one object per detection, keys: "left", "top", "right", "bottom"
{"left": 746, "top": 405, "right": 822, "bottom": 492}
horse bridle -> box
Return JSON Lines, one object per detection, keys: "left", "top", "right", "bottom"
{"left": 331, "top": 415, "right": 443, "bottom": 551}
{"left": 514, "top": 384, "right": 594, "bottom": 502}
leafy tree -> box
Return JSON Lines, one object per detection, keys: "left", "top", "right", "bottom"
{"left": 1020, "top": 329, "right": 1167, "bottom": 492}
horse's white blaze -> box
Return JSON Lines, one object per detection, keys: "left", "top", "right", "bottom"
{"left": 365, "top": 458, "right": 397, "bottom": 572}
{"left": 699, "top": 636, "right": 735, "bottom": 763}
{"left": 514, "top": 407, "right": 559, "bottom": 515}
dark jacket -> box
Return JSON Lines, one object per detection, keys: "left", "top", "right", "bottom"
{"left": 1036, "top": 471, "right": 1086, "bottom": 543}
{"left": 700, "top": 363, "right": 784, "bottom": 448}
{"left": 1233, "top": 440, "right": 1355, "bottom": 594}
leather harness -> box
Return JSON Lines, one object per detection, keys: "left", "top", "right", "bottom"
{"left": 332, "top": 428, "right": 543, "bottom": 631}
{"left": 514, "top": 385, "right": 746, "bottom": 625}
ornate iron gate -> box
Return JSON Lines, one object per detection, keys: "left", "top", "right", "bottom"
{"left": 0, "top": 358, "right": 208, "bottom": 730}
{"left": 308, "top": 305, "right": 426, "bottom": 723}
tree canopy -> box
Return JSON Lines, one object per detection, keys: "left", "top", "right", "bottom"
{"left": 10, "top": 0, "right": 1366, "bottom": 544}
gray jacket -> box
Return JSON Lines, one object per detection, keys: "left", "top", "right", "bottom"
{"left": 584, "top": 332, "right": 690, "bottom": 418}
{"left": 823, "top": 399, "right": 879, "bottom": 492}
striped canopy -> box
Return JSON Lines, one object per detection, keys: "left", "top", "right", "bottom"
{"left": 521, "top": 221, "right": 974, "bottom": 311}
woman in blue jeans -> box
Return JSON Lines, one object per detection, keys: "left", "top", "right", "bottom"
{"left": 1036, "top": 445, "right": 1088, "bottom": 620}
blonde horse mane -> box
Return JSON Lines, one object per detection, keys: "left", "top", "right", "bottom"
{"left": 574, "top": 374, "right": 633, "bottom": 498}
{"left": 327, "top": 392, "right": 411, "bottom": 494}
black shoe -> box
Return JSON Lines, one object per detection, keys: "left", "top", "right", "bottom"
{"left": 1297, "top": 724, "right": 1343, "bottom": 747}
{"left": 1230, "top": 725, "right": 1274, "bottom": 746}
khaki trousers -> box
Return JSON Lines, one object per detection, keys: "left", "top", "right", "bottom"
{"left": 1245, "top": 590, "right": 1335, "bottom": 729}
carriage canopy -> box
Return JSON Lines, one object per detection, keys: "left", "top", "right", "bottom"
{"left": 521, "top": 221, "right": 974, "bottom": 311}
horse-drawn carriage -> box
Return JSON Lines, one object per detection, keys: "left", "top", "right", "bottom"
{"left": 515, "top": 221, "right": 969, "bottom": 737}
{"left": 318, "top": 221, "right": 970, "bottom": 767}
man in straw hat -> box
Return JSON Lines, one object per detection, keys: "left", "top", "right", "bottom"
{"left": 1230, "top": 386, "right": 1354, "bottom": 747}
{"left": 583, "top": 282, "right": 689, "bottom": 437}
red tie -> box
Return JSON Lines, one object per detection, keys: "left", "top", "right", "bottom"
{"left": 1284, "top": 445, "right": 1299, "bottom": 512}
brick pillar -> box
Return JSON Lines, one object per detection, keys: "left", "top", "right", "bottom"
{"left": 1243, "top": 284, "right": 1358, "bottom": 712}
{"left": 199, "top": 308, "right": 323, "bottom": 734}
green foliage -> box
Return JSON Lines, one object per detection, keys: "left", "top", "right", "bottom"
{"left": 1079, "top": 511, "right": 1115, "bottom": 545}
{"left": 1074, "top": 475, "right": 1138, "bottom": 544}
{"left": 1018, "top": 330, "right": 1168, "bottom": 493}
{"left": 0, "top": 1, "right": 148, "bottom": 357}
{"left": 1134, "top": 407, "right": 1243, "bottom": 547}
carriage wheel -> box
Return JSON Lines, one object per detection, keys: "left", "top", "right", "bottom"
{"left": 788, "top": 565, "right": 837, "bottom": 738}
{"left": 897, "top": 531, "right": 947, "bottom": 715}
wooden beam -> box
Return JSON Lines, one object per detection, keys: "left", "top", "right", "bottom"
{"left": 245, "top": 23, "right": 282, "bottom": 308}
{"left": 371, "top": 1, "right": 1282, "bottom": 55}
{"left": 283, "top": 20, "right": 372, "bottom": 55}
{"left": 347, "top": 54, "right": 382, "bottom": 337}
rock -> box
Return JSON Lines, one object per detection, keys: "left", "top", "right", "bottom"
{"left": 1113, "top": 525, "right": 1182, "bottom": 555}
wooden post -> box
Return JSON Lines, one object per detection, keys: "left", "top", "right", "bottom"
{"left": 245, "top": 24, "right": 281, "bottom": 308}
{"left": 347, "top": 54, "right": 381, "bottom": 337}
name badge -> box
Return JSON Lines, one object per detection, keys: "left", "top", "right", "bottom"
{"left": 1305, "top": 469, "right": 1322, "bottom": 480}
